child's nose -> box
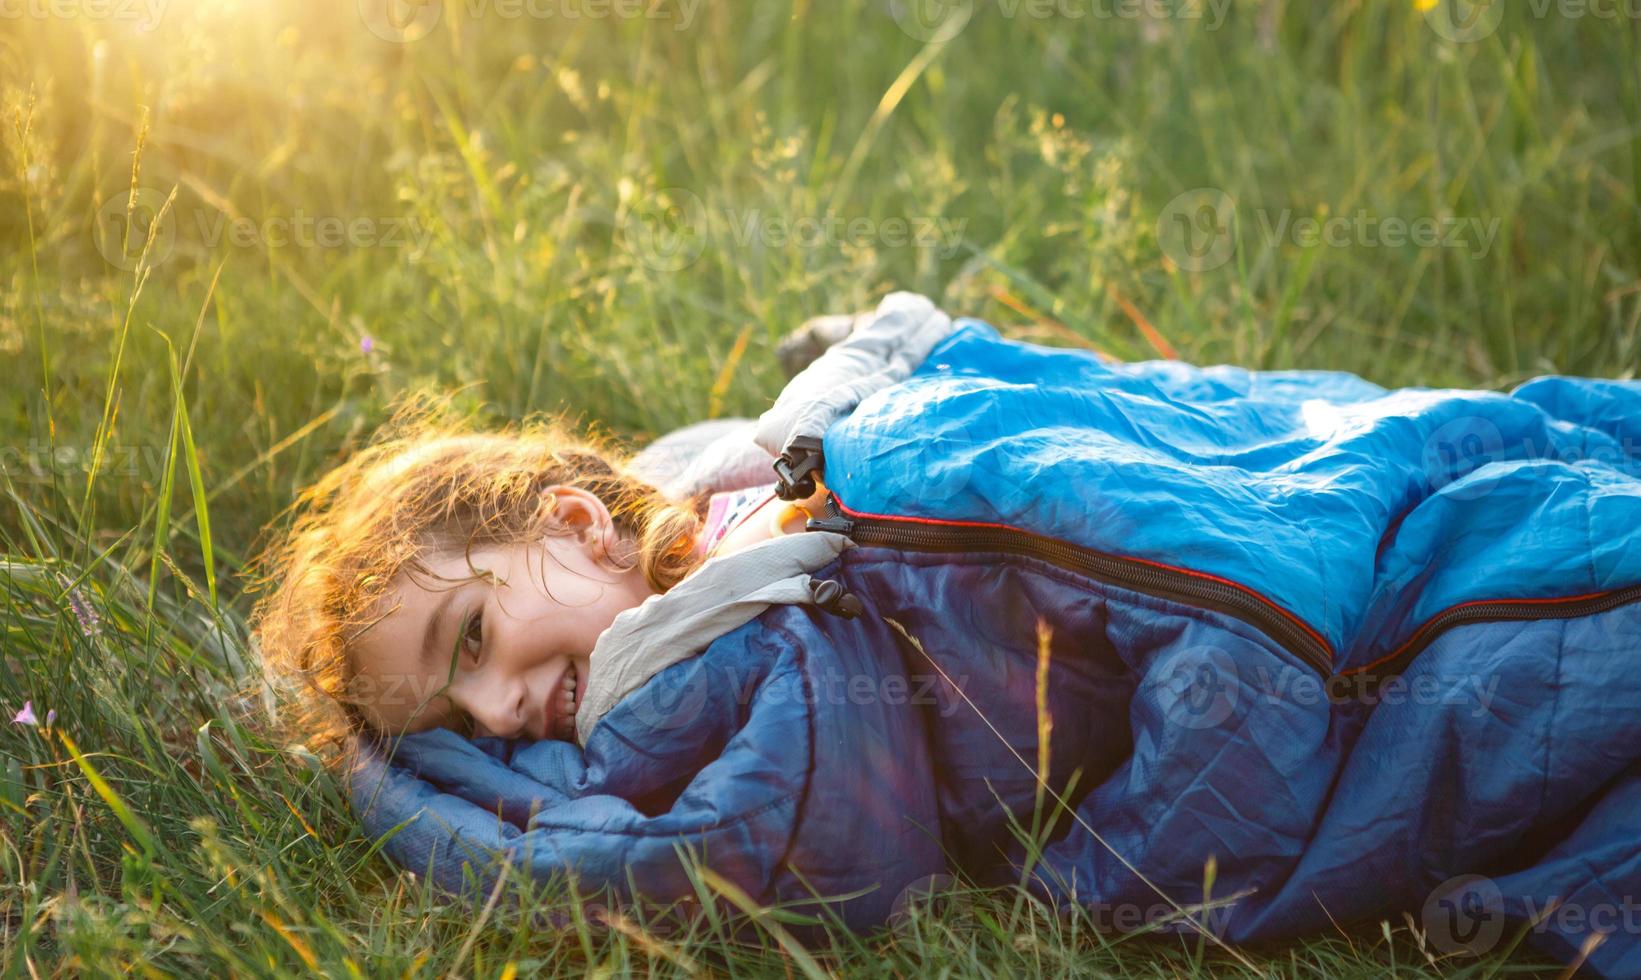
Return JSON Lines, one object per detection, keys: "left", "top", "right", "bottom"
{"left": 457, "top": 674, "right": 529, "bottom": 739}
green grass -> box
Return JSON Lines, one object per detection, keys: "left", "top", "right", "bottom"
{"left": 2, "top": 0, "right": 1637, "bottom": 974}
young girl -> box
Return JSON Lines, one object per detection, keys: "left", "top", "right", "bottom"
{"left": 251, "top": 412, "right": 828, "bottom": 746}
{"left": 251, "top": 292, "right": 1641, "bottom": 975}
{"left": 252, "top": 294, "right": 939, "bottom": 749}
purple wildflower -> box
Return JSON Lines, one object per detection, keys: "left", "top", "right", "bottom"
{"left": 360, "top": 335, "right": 375, "bottom": 354}
{"left": 12, "top": 701, "right": 36, "bottom": 725}
{"left": 68, "top": 591, "right": 100, "bottom": 637}
{"left": 57, "top": 574, "right": 102, "bottom": 638}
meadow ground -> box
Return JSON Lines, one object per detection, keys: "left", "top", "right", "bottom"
{"left": 2, "top": 0, "right": 1638, "bottom": 974}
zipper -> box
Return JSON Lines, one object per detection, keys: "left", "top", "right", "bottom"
{"left": 805, "top": 493, "right": 1641, "bottom": 692}
{"left": 806, "top": 494, "right": 1336, "bottom": 678}
{"left": 1345, "top": 584, "right": 1641, "bottom": 682}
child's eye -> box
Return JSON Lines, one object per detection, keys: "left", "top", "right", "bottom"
{"left": 462, "top": 611, "right": 484, "bottom": 660}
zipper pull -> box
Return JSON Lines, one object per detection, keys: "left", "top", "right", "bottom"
{"left": 804, "top": 494, "right": 855, "bottom": 535}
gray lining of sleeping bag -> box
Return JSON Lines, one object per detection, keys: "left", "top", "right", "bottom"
{"left": 578, "top": 292, "right": 953, "bottom": 743}
{"left": 752, "top": 290, "right": 955, "bottom": 460}
{"left": 626, "top": 417, "right": 772, "bottom": 503}
{"left": 629, "top": 292, "right": 958, "bottom": 503}
{"left": 575, "top": 530, "right": 855, "bottom": 745}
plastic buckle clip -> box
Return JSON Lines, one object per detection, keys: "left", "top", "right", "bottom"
{"left": 772, "top": 435, "right": 824, "bottom": 501}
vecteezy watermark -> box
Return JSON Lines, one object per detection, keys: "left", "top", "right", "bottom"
{"left": 616, "top": 187, "right": 969, "bottom": 271}
{"left": 1156, "top": 188, "right": 1502, "bottom": 272}
{"left": 192, "top": 210, "right": 433, "bottom": 252}
{"left": 1422, "top": 874, "right": 1641, "bottom": 956}
{"left": 889, "top": 0, "right": 1232, "bottom": 43}
{"left": 889, "top": 0, "right": 975, "bottom": 42}
{"left": 94, "top": 190, "right": 433, "bottom": 271}
{"left": 358, "top": 0, "right": 703, "bottom": 43}
{"left": 889, "top": 873, "right": 962, "bottom": 934}
{"left": 1154, "top": 187, "right": 1237, "bottom": 273}
{"left": 1423, "top": 0, "right": 1641, "bottom": 43}
{"left": 0, "top": 440, "right": 170, "bottom": 482}
{"left": 624, "top": 661, "right": 712, "bottom": 731}
{"left": 618, "top": 186, "right": 710, "bottom": 273}
{"left": 1424, "top": 874, "right": 1508, "bottom": 955}
{"left": 358, "top": 0, "right": 441, "bottom": 42}
{"left": 1421, "top": 0, "right": 1506, "bottom": 42}
{"left": 757, "top": 668, "right": 962, "bottom": 714}
{"left": 1153, "top": 652, "right": 1506, "bottom": 730}
{"left": 0, "top": 0, "right": 164, "bottom": 28}
{"left": 1421, "top": 414, "right": 1507, "bottom": 501}
{"left": 1421, "top": 416, "right": 1641, "bottom": 500}
{"left": 94, "top": 189, "right": 176, "bottom": 273}
{"left": 725, "top": 210, "right": 968, "bottom": 260}
{"left": 597, "top": 666, "right": 967, "bottom": 731}
{"left": 346, "top": 664, "right": 964, "bottom": 737}
{"left": 1155, "top": 645, "right": 1240, "bottom": 730}
{"left": 1256, "top": 662, "right": 1503, "bottom": 717}
{"left": 1082, "top": 896, "right": 1235, "bottom": 934}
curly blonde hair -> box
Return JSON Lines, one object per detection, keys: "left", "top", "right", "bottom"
{"left": 246, "top": 396, "right": 706, "bottom": 752}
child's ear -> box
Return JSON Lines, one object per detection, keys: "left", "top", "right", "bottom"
{"left": 540, "top": 485, "right": 617, "bottom": 555}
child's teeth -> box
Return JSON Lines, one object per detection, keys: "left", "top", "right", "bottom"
{"left": 553, "top": 664, "right": 580, "bottom": 733}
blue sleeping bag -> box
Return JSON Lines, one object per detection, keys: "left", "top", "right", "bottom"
{"left": 350, "top": 319, "right": 1641, "bottom": 975}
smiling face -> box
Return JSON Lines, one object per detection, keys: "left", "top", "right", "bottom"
{"left": 346, "top": 486, "right": 657, "bottom": 743}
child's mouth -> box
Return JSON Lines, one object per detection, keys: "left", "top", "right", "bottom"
{"left": 551, "top": 661, "right": 579, "bottom": 740}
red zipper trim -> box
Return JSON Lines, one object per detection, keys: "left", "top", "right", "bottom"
{"left": 1342, "top": 589, "right": 1632, "bottom": 677}
{"left": 829, "top": 493, "right": 1334, "bottom": 660}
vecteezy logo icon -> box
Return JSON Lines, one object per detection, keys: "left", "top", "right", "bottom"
{"left": 625, "top": 661, "right": 711, "bottom": 732}
{"left": 1157, "top": 645, "right": 1239, "bottom": 730}
{"left": 888, "top": 0, "right": 974, "bottom": 43}
{"left": 914, "top": 414, "right": 987, "bottom": 509}
{"left": 1156, "top": 188, "right": 1237, "bottom": 272}
{"left": 1421, "top": 414, "right": 1506, "bottom": 500}
{"left": 618, "top": 186, "right": 708, "bottom": 273}
{"left": 93, "top": 188, "right": 175, "bottom": 272}
{"left": 1422, "top": 874, "right": 1506, "bottom": 955}
{"left": 888, "top": 872, "right": 958, "bottom": 934}
{"left": 359, "top": 0, "right": 443, "bottom": 43}
{"left": 1423, "top": 0, "right": 1504, "bottom": 43}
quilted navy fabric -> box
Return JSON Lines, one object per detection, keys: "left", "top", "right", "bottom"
{"left": 351, "top": 320, "right": 1641, "bottom": 975}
